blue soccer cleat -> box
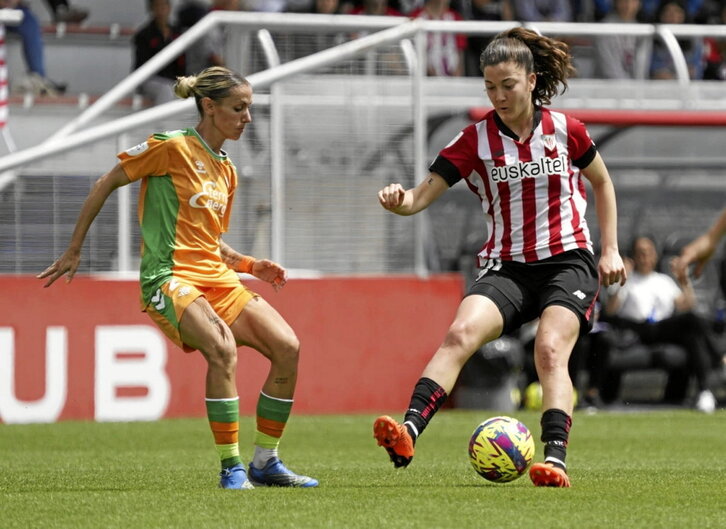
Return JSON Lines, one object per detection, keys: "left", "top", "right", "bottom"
{"left": 219, "top": 463, "right": 255, "bottom": 490}
{"left": 248, "top": 458, "right": 319, "bottom": 488}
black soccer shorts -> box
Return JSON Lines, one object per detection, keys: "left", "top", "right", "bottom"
{"left": 466, "top": 249, "right": 600, "bottom": 336}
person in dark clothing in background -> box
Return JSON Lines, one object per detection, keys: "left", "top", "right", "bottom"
{"left": 133, "top": 0, "right": 186, "bottom": 105}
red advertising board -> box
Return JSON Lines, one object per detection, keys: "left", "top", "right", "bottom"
{"left": 0, "top": 274, "right": 463, "bottom": 423}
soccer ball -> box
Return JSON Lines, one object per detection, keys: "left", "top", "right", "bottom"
{"left": 468, "top": 416, "right": 535, "bottom": 483}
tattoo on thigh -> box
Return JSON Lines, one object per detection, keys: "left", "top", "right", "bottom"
{"left": 274, "top": 377, "right": 289, "bottom": 385}
{"left": 200, "top": 301, "right": 225, "bottom": 330}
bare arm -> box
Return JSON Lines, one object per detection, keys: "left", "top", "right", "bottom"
{"left": 674, "top": 274, "right": 697, "bottom": 313}
{"left": 672, "top": 207, "right": 726, "bottom": 282}
{"left": 37, "top": 164, "right": 131, "bottom": 287}
{"left": 581, "top": 152, "right": 627, "bottom": 287}
{"left": 377, "top": 172, "right": 449, "bottom": 216}
{"left": 220, "top": 239, "right": 288, "bottom": 291}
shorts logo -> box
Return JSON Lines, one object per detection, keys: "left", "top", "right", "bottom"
{"left": 151, "top": 288, "right": 165, "bottom": 311}
{"left": 572, "top": 290, "right": 586, "bottom": 300}
{"left": 168, "top": 279, "right": 191, "bottom": 297}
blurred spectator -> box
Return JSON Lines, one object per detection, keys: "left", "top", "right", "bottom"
{"left": 350, "top": 0, "right": 403, "bottom": 15}
{"left": 464, "top": 0, "right": 514, "bottom": 77}
{"left": 133, "top": 0, "right": 186, "bottom": 105}
{"left": 349, "top": 0, "right": 407, "bottom": 74}
{"left": 283, "top": 0, "right": 347, "bottom": 66}
{"left": 601, "top": 235, "right": 720, "bottom": 412}
{"left": 594, "top": 0, "right": 651, "bottom": 78}
{"left": 177, "top": 0, "right": 209, "bottom": 30}
{"left": 242, "top": 0, "right": 286, "bottom": 10}
{"left": 594, "top": 0, "right": 706, "bottom": 20}
{"left": 513, "top": 0, "right": 573, "bottom": 21}
{"left": 42, "top": 0, "right": 88, "bottom": 24}
{"left": 704, "top": 7, "right": 726, "bottom": 77}
{"left": 396, "top": 0, "right": 424, "bottom": 13}
{"left": 177, "top": 0, "right": 234, "bottom": 74}
{"left": 641, "top": 0, "right": 705, "bottom": 19}
{"left": 411, "top": 0, "right": 467, "bottom": 76}
{"left": 650, "top": 0, "right": 704, "bottom": 79}
{"left": 309, "top": 0, "right": 343, "bottom": 13}
{"left": 0, "top": 0, "right": 66, "bottom": 96}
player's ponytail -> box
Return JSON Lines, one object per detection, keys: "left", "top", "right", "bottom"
{"left": 480, "top": 27, "right": 575, "bottom": 106}
{"left": 173, "top": 66, "right": 249, "bottom": 116}
{"left": 173, "top": 75, "right": 198, "bottom": 99}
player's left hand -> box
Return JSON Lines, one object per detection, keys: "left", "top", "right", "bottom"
{"left": 598, "top": 248, "right": 627, "bottom": 287}
{"left": 251, "top": 259, "right": 288, "bottom": 291}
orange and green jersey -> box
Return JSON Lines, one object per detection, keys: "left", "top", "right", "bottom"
{"left": 117, "top": 128, "right": 242, "bottom": 305}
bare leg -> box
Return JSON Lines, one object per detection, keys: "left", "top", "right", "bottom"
{"left": 421, "top": 295, "right": 505, "bottom": 392}
{"left": 534, "top": 305, "right": 580, "bottom": 415}
{"left": 179, "top": 297, "right": 238, "bottom": 398}
{"left": 228, "top": 296, "right": 300, "bottom": 399}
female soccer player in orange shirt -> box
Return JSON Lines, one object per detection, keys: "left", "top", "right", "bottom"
{"left": 38, "top": 66, "right": 317, "bottom": 490}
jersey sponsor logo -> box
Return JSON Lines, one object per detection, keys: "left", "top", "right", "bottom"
{"left": 189, "top": 181, "right": 228, "bottom": 214}
{"left": 125, "top": 141, "right": 149, "bottom": 156}
{"left": 490, "top": 154, "right": 567, "bottom": 183}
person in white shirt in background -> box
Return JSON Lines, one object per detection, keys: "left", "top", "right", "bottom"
{"left": 605, "top": 234, "right": 719, "bottom": 413}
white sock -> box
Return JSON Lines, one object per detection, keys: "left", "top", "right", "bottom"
{"left": 252, "top": 446, "right": 278, "bottom": 469}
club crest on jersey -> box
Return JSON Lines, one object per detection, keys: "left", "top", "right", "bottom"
{"left": 125, "top": 141, "right": 149, "bottom": 156}
{"left": 189, "top": 181, "right": 227, "bottom": 214}
{"left": 491, "top": 154, "right": 567, "bottom": 183}
{"left": 542, "top": 134, "right": 556, "bottom": 150}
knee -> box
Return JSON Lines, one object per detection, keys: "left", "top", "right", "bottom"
{"left": 442, "top": 320, "right": 479, "bottom": 354}
{"left": 204, "top": 338, "right": 238, "bottom": 374}
{"left": 535, "top": 341, "right": 566, "bottom": 374}
{"left": 272, "top": 332, "right": 301, "bottom": 368}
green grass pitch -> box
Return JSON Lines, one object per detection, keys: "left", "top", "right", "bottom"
{"left": 1, "top": 410, "right": 725, "bottom": 529}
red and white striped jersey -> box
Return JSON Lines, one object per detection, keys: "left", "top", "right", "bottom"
{"left": 430, "top": 107, "right": 597, "bottom": 265}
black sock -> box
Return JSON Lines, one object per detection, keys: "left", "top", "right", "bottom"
{"left": 540, "top": 408, "right": 572, "bottom": 471}
{"left": 403, "top": 377, "right": 448, "bottom": 442}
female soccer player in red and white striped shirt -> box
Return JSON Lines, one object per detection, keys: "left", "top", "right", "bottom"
{"left": 373, "top": 27, "right": 627, "bottom": 487}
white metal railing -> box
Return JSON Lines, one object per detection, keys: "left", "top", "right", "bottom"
{"left": 4, "top": 14, "right": 722, "bottom": 173}
{"left": 2, "top": 12, "right": 726, "bottom": 275}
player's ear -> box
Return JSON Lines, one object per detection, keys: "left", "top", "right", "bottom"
{"left": 200, "top": 96, "right": 215, "bottom": 116}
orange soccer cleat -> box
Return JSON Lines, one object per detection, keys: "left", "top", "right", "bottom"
{"left": 373, "top": 415, "right": 415, "bottom": 468}
{"left": 529, "top": 462, "right": 571, "bottom": 488}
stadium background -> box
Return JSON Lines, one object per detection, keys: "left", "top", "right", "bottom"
{"left": 1, "top": 1, "right": 725, "bottom": 423}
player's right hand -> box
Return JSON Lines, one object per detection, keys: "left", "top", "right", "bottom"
{"left": 377, "top": 183, "right": 406, "bottom": 211}
{"left": 37, "top": 248, "right": 81, "bottom": 288}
